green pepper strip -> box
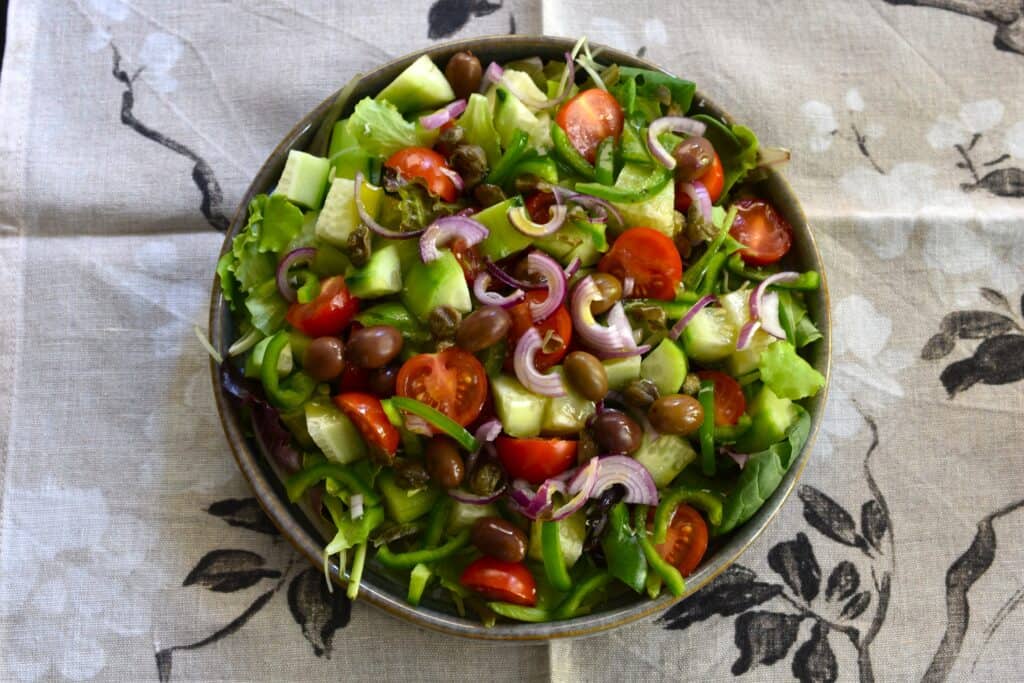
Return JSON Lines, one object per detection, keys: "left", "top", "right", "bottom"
{"left": 541, "top": 520, "right": 573, "bottom": 592}
{"left": 594, "top": 137, "right": 616, "bottom": 186}
{"left": 487, "top": 602, "right": 552, "bottom": 622}
{"left": 698, "top": 380, "right": 716, "bottom": 476}
{"left": 714, "top": 414, "right": 752, "bottom": 443}
{"left": 260, "top": 331, "right": 316, "bottom": 410}
{"left": 682, "top": 205, "right": 739, "bottom": 291}
{"left": 653, "top": 489, "right": 725, "bottom": 543}
{"left": 574, "top": 167, "right": 672, "bottom": 203}
{"left": 696, "top": 252, "right": 728, "bottom": 296}
{"left": 485, "top": 130, "right": 530, "bottom": 186}
{"left": 423, "top": 497, "right": 453, "bottom": 549}
{"left": 285, "top": 462, "right": 380, "bottom": 505}
{"left": 390, "top": 397, "right": 479, "bottom": 452}
{"left": 634, "top": 506, "right": 686, "bottom": 597}
{"left": 508, "top": 156, "right": 560, "bottom": 185}
{"left": 295, "top": 271, "right": 321, "bottom": 304}
{"left": 347, "top": 541, "right": 368, "bottom": 599}
{"left": 376, "top": 529, "right": 471, "bottom": 569}
{"left": 725, "top": 254, "right": 821, "bottom": 290}
{"left": 554, "top": 571, "right": 613, "bottom": 619}
{"left": 550, "top": 122, "right": 596, "bottom": 180}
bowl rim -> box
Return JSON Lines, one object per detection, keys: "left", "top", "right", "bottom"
{"left": 208, "top": 34, "right": 832, "bottom": 641}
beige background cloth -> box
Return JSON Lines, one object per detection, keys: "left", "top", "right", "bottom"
{"left": 1, "top": 1, "right": 1023, "bottom": 680}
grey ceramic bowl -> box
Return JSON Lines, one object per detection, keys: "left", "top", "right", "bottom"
{"left": 209, "top": 35, "right": 831, "bottom": 641}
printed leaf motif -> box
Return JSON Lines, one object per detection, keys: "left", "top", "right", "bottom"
{"left": 731, "top": 611, "right": 804, "bottom": 675}
{"left": 980, "top": 287, "right": 1010, "bottom": 311}
{"left": 206, "top": 498, "right": 279, "bottom": 536}
{"left": 183, "top": 549, "right": 281, "bottom": 593}
{"left": 963, "top": 167, "right": 1024, "bottom": 197}
{"left": 155, "top": 649, "right": 173, "bottom": 683}
{"left": 825, "top": 561, "right": 859, "bottom": 602}
{"left": 921, "top": 333, "right": 955, "bottom": 361}
{"left": 792, "top": 621, "right": 838, "bottom": 683}
{"left": 288, "top": 568, "right": 352, "bottom": 657}
{"left": 939, "top": 311, "right": 1019, "bottom": 339}
{"left": 768, "top": 533, "right": 821, "bottom": 603}
{"left": 797, "top": 486, "right": 867, "bottom": 551}
{"left": 659, "top": 564, "right": 783, "bottom": 630}
{"left": 841, "top": 591, "right": 872, "bottom": 620}
{"left": 861, "top": 499, "right": 889, "bottom": 551}
{"left": 427, "top": 0, "right": 503, "bottom": 39}
{"left": 940, "top": 335, "right": 1024, "bottom": 397}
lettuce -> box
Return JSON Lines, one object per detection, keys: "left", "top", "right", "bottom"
{"left": 258, "top": 194, "right": 304, "bottom": 253}
{"left": 346, "top": 97, "right": 437, "bottom": 157}
{"left": 777, "top": 290, "right": 824, "bottom": 348}
{"left": 758, "top": 341, "right": 825, "bottom": 399}
{"left": 244, "top": 279, "right": 287, "bottom": 335}
{"left": 457, "top": 93, "right": 501, "bottom": 166}
{"left": 692, "top": 115, "right": 759, "bottom": 198}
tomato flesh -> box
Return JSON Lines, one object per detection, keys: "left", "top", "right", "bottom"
{"left": 385, "top": 147, "right": 459, "bottom": 202}
{"left": 333, "top": 392, "right": 400, "bottom": 457}
{"left": 696, "top": 370, "right": 747, "bottom": 426}
{"left": 460, "top": 557, "right": 537, "bottom": 606}
{"left": 286, "top": 276, "right": 360, "bottom": 338}
{"left": 450, "top": 238, "right": 484, "bottom": 283}
{"left": 525, "top": 191, "right": 557, "bottom": 224}
{"left": 508, "top": 290, "right": 572, "bottom": 370}
{"left": 598, "top": 227, "right": 683, "bottom": 300}
{"left": 495, "top": 436, "right": 577, "bottom": 485}
{"left": 728, "top": 199, "right": 794, "bottom": 266}
{"left": 555, "top": 89, "right": 624, "bottom": 163}
{"left": 396, "top": 349, "right": 488, "bottom": 427}
{"left": 652, "top": 504, "right": 709, "bottom": 577}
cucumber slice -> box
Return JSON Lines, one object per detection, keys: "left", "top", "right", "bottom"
{"left": 401, "top": 251, "right": 472, "bottom": 320}
{"left": 305, "top": 399, "right": 367, "bottom": 464}
{"left": 610, "top": 162, "right": 676, "bottom": 235}
{"left": 682, "top": 307, "right": 737, "bottom": 363}
{"left": 378, "top": 470, "right": 439, "bottom": 523}
{"left": 717, "top": 287, "right": 779, "bottom": 375}
{"left": 536, "top": 219, "right": 608, "bottom": 267}
{"left": 542, "top": 370, "right": 596, "bottom": 435}
{"left": 603, "top": 355, "right": 642, "bottom": 391}
{"left": 633, "top": 433, "right": 697, "bottom": 488}
{"left": 376, "top": 54, "right": 455, "bottom": 113}
{"left": 735, "top": 386, "right": 798, "bottom": 453}
{"left": 527, "top": 509, "right": 586, "bottom": 567}
{"left": 477, "top": 196, "right": 532, "bottom": 261}
{"left": 491, "top": 86, "right": 552, "bottom": 151}
{"left": 315, "top": 177, "right": 383, "bottom": 247}
{"left": 345, "top": 243, "right": 402, "bottom": 298}
{"left": 640, "top": 338, "right": 688, "bottom": 396}
{"left": 491, "top": 375, "right": 546, "bottom": 438}
{"left": 274, "top": 150, "right": 330, "bottom": 210}
{"left": 447, "top": 501, "right": 498, "bottom": 533}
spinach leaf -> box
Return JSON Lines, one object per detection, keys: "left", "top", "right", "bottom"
{"left": 692, "top": 114, "right": 759, "bottom": 199}
{"left": 778, "top": 291, "right": 823, "bottom": 348}
{"left": 617, "top": 67, "right": 696, "bottom": 111}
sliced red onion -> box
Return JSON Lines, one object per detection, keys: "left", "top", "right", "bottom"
{"left": 419, "top": 99, "right": 467, "bottom": 130}
{"left": 571, "top": 277, "right": 636, "bottom": 353}
{"left": 419, "top": 215, "right": 489, "bottom": 263}
{"left": 563, "top": 256, "right": 581, "bottom": 279}
{"left": 485, "top": 258, "right": 545, "bottom": 290}
{"left": 606, "top": 303, "right": 640, "bottom": 349}
{"left": 736, "top": 320, "right": 761, "bottom": 351}
{"left": 757, "top": 147, "right": 792, "bottom": 168}
{"left": 514, "top": 327, "right": 566, "bottom": 397}
{"left": 473, "top": 272, "right": 525, "bottom": 308}
{"left": 275, "top": 247, "right": 317, "bottom": 303}
{"left": 669, "top": 294, "right": 717, "bottom": 340}
{"left": 622, "top": 276, "right": 635, "bottom": 298}
{"left": 723, "top": 448, "right": 749, "bottom": 470}
{"left": 749, "top": 272, "right": 800, "bottom": 339}
{"left": 404, "top": 414, "right": 433, "bottom": 436}
{"left": 508, "top": 204, "right": 567, "bottom": 237}
{"left": 524, "top": 479, "right": 568, "bottom": 518}
{"left": 679, "top": 181, "right": 713, "bottom": 225}
{"left": 759, "top": 291, "right": 786, "bottom": 339}
{"left": 550, "top": 457, "right": 599, "bottom": 521}
{"left": 439, "top": 166, "right": 465, "bottom": 192}
{"left": 448, "top": 487, "right": 505, "bottom": 505}
{"left": 474, "top": 419, "right": 503, "bottom": 445}
{"left": 565, "top": 193, "right": 624, "bottom": 229}
{"left": 355, "top": 171, "right": 424, "bottom": 239}
{"left": 350, "top": 494, "right": 364, "bottom": 520}
{"left": 584, "top": 455, "right": 659, "bottom": 505}
{"left": 484, "top": 62, "right": 504, "bottom": 86}
{"left": 545, "top": 52, "right": 577, "bottom": 109}
{"left": 527, "top": 252, "right": 567, "bottom": 322}
{"left": 647, "top": 116, "right": 708, "bottom": 169}
{"left": 598, "top": 344, "right": 651, "bottom": 359}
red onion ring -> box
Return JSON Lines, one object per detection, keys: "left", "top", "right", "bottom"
{"left": 484, "top": 62, "right": 504, "bottom": 86}
{"left": 439, "top": 166, "right": 465, "bottom": 192}
{"left": 473, "top": 272, "right": 525, "bottom": 308}
{"left": 571, "top": 277, "right": 637, "bottom": 354}
{"left": 350, "top": 494, "right": 364, "bottom": 520}
{"left": 582, "top": 455, "right": 659, "bottom": 505}
{"left": 669, "top": 294, "right": 717, "bottom": 340}
{"left": 749, "top": 272, "right": 800, "bottom": 339}
{"left": 485, "top": 258, "right": 545, "bottom": 290}
{"left": 355, "top": 171, "right": 424, "bottom": 239}
{"left": 549, "top": 457, "right": 599, "bottom": 521}
{"left": 735, "top": 320, "right": 761, "bottom": 351}
{"left": 679, "top": 181, "right": 713, "bottom": 225}
{"left": 759, "top": 291, "right": 785, "bottom": 339}
{"left": 507, "top": 204, "right": 567, "bottom": 237}
{"left": 448, "top": 487, "right": 505, "bottom": 505}
{"left": 563, "top": 257, "right": 581, "bottom": 280}
{"left": 527, "top": 252, "right": 567, "bottom": 322}
{"left": 275, "top": 247, "right": 317, "bottom": 303}
{"left": 473, "top": 419, "right": 503, "bottom": 445}
{"left": 646, "top": 116, "right": 707, "bottom": 169}
{"left": 419, "top": 99, "right": 467, "bottom": 130}
{"left": 419, "top": 215, "right": 489, "bottom": 263}
{"left": 513, "top": 327, "right": 566, "bottom": 397}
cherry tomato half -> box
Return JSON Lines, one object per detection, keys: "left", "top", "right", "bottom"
{"left": 450, "top": 238, "right": 484, "bottom": 283}
{"left": 286, "top": 276, "right": 360, "bottom": 338}
{"left": 696, "top": 370, "right": 747, "bottom": 426}
{"left": 460, "top": 557, "right": 537, "bottom": 606}
{"left": 385, "top": 147, "right": 459, "bottom": 202}
{"left": 495, "top": 436, "right": 577, "bottom": 485}
{"left": 555, "top": 89, "right": 624, "bottom": 163}
{"left": 508, "top": 290, "right": 573, "bottom": 370}
{"left": 396, "top": 348, "right": 488, "bottom": 427}
{"left": 728, "top": 198, "right": 794, "bottom": 266}
{"left": 333, "top": 392, "right": 400, "bottom": 457}
{"left": 675, "top": 150, "right": 725, "bottom": 212}
{"left": 651, "top": 504, "right": 709, "bottom": 577}
{"left": 598, "top": 227, "right": 683, "bottom": 300}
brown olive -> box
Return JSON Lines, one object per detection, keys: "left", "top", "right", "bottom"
{"left": 590, "top": 272, "right": 623, "bottom": 315}
{"left": 591, "top": 409, "right": 643, "bottom": 454}
{"left": 648, "top": 394, "right": 705, "bottom": 436}
{"left": 303, "top": 336, "right": 345, "bottom": 381}
{"left": 445, "top": 51, "right": 483, "bottom": 100}
{"left": 673, "top": 136, "right": 715, "bottom": 182}
{"left": 563, "top": 351, "right": 609, "bottom": 401}
{"left": 623, "top": 378, "right": 660, "bottom": 408}
{"left": 471, "top": 516, "right": 528, "bottom": 562}
{"left": 456, "top": 306, "right": 512, "bottom": 352}
{"left": 425, "top": 437, "right": 465, "bottom": 489}
{"left": 394, "top": 459, "right": 431, "bottom": 490}
{"left": 346, "top": 325, "right": 403, "bottom": 369}
{"left": 367, "top": 365, "right": 399, "bottom": 397}
{"left": 449, "top": 144, "right": 488, "bottom": 189}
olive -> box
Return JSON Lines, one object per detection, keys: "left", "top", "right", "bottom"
{"left": 367, "top": 365, "right": 399, "bottom": 397}
{"left": 673, "top": 136, "right": 715, "bottom": 182}
{"left": 648, "top": 394, "right": 705, "bottom": 436}
{"left": 425, "top": 437, "right": 465, "bottom": 489}
{"left": 346, "top": 325, "right": 403, "bottom": 369}
{"left": 471, "top": 516, "right": 528, "bottom": 563}
{"left": 450, "top": 144, "right": 488, "bottom": 189}
{"left": 591, "top": 409, "right": 643, "bottom": 455}
{"left": 623, "top": 378, "right": 660, "bottom": 408}
{"left": 445, "top": 51, "right": 483, "bottom": 100}
{"left": 303, "top": 336, "right": 345, "bottom": 381}
{"left": 590, "top": 272, "right": 623, "bottom": 315}
{"left": 563, "top": 351, "right": 609, "bottom": 401}
{"left": 456, "top": 306, "right": 512, "bottom": 352}
{"left": 394, "top": 459, "right": 431, "bottom": 490}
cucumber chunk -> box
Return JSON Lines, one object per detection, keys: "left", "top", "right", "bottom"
{"left": 447, "top": 501, "right": 499, "bottom": 533}
{"left": 376, "top": 54, "right": 455, "bottom": 113}
{"left": 305, "top": 399, "right": 367, "bottom": 464}
{"left": 401, "top": 251, "right": 472, "bottom": 320}
{"left": 378, "top": 470, "right": 439, "bottom": 524}
{"left": 527, "top": 509, "right": 586, "bottom": 567}
{"left": 315, "top": 177, "right": 383, "bottom": 247}
{"left": 683, "top": 307, "right": 737, "bottom": 363}
{"left": 345, "top": 244, "right": 403, "bottom": 298}
{"left": 641, "top": 338, "right": 688, "bottom": 396}
{"left": 603, "top": 355, "right": 642, "bottom": 391}
{"left": 491, "top": 85, "right": 552, "bottom": 151}
{"left": 491, "top": 375, "right": 546, "bottom": 438}
{"left": 542, "top": 370, "right": 596, "bottom": 435}
{"left": 718, "top": 287, "right": 779, "bottom": 375}
{"left": 735, "top": 386, "right": 798, "bottom": 453}
{"left": 536, "top": 219, "right": 608, "bottom": 267}
{"left": 610, "top": 162, "right": 676, "bottom": 235}
{"left": 633, "top": 433, "right": 697, "bottom": 488}
{"left": 274, "top": 150, "right": 330, "bottom": 210}
{"left": 476, "top": 196, "right": 532, "bottom": 261}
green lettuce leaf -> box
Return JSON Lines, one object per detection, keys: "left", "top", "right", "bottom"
{"left": 758, "top": 341, "right": 825, "bottom": 399}
{"left": 346, "top": 97, "right": 437, "bottom": 157}
{"left": 616, "top": 67, "right": 696, "bottom": 112}
{"left": 458, "top": 93, "right": 501, "bottom": 166}
{"left": 777, "top": 290, "right": 823, "bottom": 348}
{"left": 328, "top": 118, "right": 374, "bottom": 180}
{"left": 244, "top": 278, "right": 287, "bottom": 335}
{"left": 230, "top": 195, "right": 275, "bottom": 292}
{"left": 258, "top": 194, "right": 304, "bottom": 253}
{"left": 216, "top": 251, "right": 239, "bottom": 310}
{"left": 395, "top": 183, "right": 463, "bottom": 231}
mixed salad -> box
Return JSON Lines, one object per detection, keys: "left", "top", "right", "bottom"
{"left": 212, "top": 38, "right": 825, "bottom": 624}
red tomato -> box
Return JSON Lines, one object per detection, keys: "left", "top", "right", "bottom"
{"left": 598, "top": 227, "right": 683, "bottom": 300}
{"left": 495, "top": 436, "right": 577, "bottom": 485}
{"left": 396, "top": 349, "right": 488, "bottom": 427}
{"left": 651, "top": 504, "right": 709, "bottom": 577}
{"left": 728, "top": 199, "right": 794, "bottom": 266}
{"left": 675, "top": 151, "right": 725, "bottom": 211}
{"left": 696, "top": 370, "right": 747, "bottom": 426}
{"left": 525, "top": 191, "right": 557, "bottom": 223}
{"left": 385, "top": 147, "right": 459, "bottom": 202}
{"left": 450, "top": 238, "right": 484, "bottom": 283}
{"left": 555, "top": 89, "right": 624, "bottom": 163}
{"left": 333, "top": 392, "right": 400, "bottom": 457}
{"left": 460, "top": 557, "right": 537, "bottom": 606}
{"left": 507, "top": 290, "right": 573, "bottom": 370}
{"left": 286, "top": 276, "right": 359, "bottom": 338}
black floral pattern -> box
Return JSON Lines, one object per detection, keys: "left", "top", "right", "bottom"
{"left": 427, "top": 0, "right": 504, "bottom": 39}
{"left": 883, "top": 1, "right": 1024, "bottom": 56}
{"left": 952, "top": 133, "right": 1024, "bottom": 198}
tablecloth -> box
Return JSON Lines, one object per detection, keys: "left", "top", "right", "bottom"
{"left": 1, "top": 1, "right": 1023, "bottom": 681}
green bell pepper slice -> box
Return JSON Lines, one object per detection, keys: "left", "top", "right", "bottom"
{"left": 508, "top": 155, "right": 560, "bottom": 185}
{"left": 698, "top": 380, "right": 716, "bottom": 476}
{"left": 295, "top": 271, "right": 321, "bottom": 304}
{"left": 574, "top": 167, "right": 672, "bottom": 203}
{"left": 681, "top": 205, "right": 739, "bottom": 292}
{"left": 696, "top": 251, "right": 728, "bottom": 296}
{"left": 285, "top": 462, "right": 380, "bottom": 505}
{"left": 714, "top": 414, "right": 752, "bottom": 444}
{"left": 653, "top": 488, "right": 725, "bottom": 542}
{"left": 551, "top": 121, "right": 596, "bottom": 180}
{"left": 423, "top": 496, "right": 453, "bottom": 549}
{"left": 725, "top": 253, "right": 821, "bottom": 290}
{"left": 354, "top": 302, "right": 430, "bottom": 346}
{"left": 485, "top": 129, "right": 530, "bottom": 186}
{"left": 594, "top": 137, "right": 616, "bottom": 186}
{"left": 390, "top": 396, "right": 479, "bottom": 452}
{"left": 488, "top": 602, "right": 553, "bottom": 622}
{"left": 347, "top": 541, "right": 368, "bottom": 599}
{"left": 260, "top": 331, "right": 316, "bottom": 410}
{"left": 634, "top": 506, "right": 686, "bottom": 597}
{"left": 376, "top": 528, "right": 471, "bottom": 569}
{"left": 601, "top": 502, "right": 647, "bottom": 593}
{"left": 554, "top": 570, "right": 613, "bottom": 619}
{"left": 541, "top": 520, "right": 573, "bottom": 592}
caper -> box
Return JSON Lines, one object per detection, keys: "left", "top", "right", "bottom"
{"left": 346, "top": 325, "right": 403, "bottom": 369}
{"left": 591, "top": 409, "right": 643, "bottom": 455}
{"left": 623, "top": 378, "right": 660, "bottom": 408}
{"left": 450, "top": 144, "right": 488, "bottom": 189}
{"left": 577, "top": 429, "right": 599, "bottom": 465}
{"left": 682, "top": 373, "right": 702, "bottom": 396}
{"left": 590, "top": 272, "right": 623, "bottom": 315}
{"left": 456, "top": 306, "right": 512, "bottom": 352}
{"left": 473, "top": 183, "right": 506, "bottom": 207}
{"left": 428, "top": 305, "right": 462, "bottom": 341}
{"left": 345, "top": 224, "right": 372, "bottom": 267}
{"left": 673, "top": 136, "right": 715, "bottom": 182}
{"left": 445, "top": 51, "right": 483, "bottom": 100}
{"left": 425, "top": 437, "right": 465, "bottom": 489}
{"left": 468, "top": 460, "right": 505, "bottom": 496}
{"left": 394, "top": 459, "right": 431, "bottom": 490}
{"left": 303, "top": 336, "right": 345, "bottom": 382}
{"left": 563, "top": 351, "right": 609, "bottom": 402}
{"left": 648, "top": 394, "right": 705, "bottom": 436}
